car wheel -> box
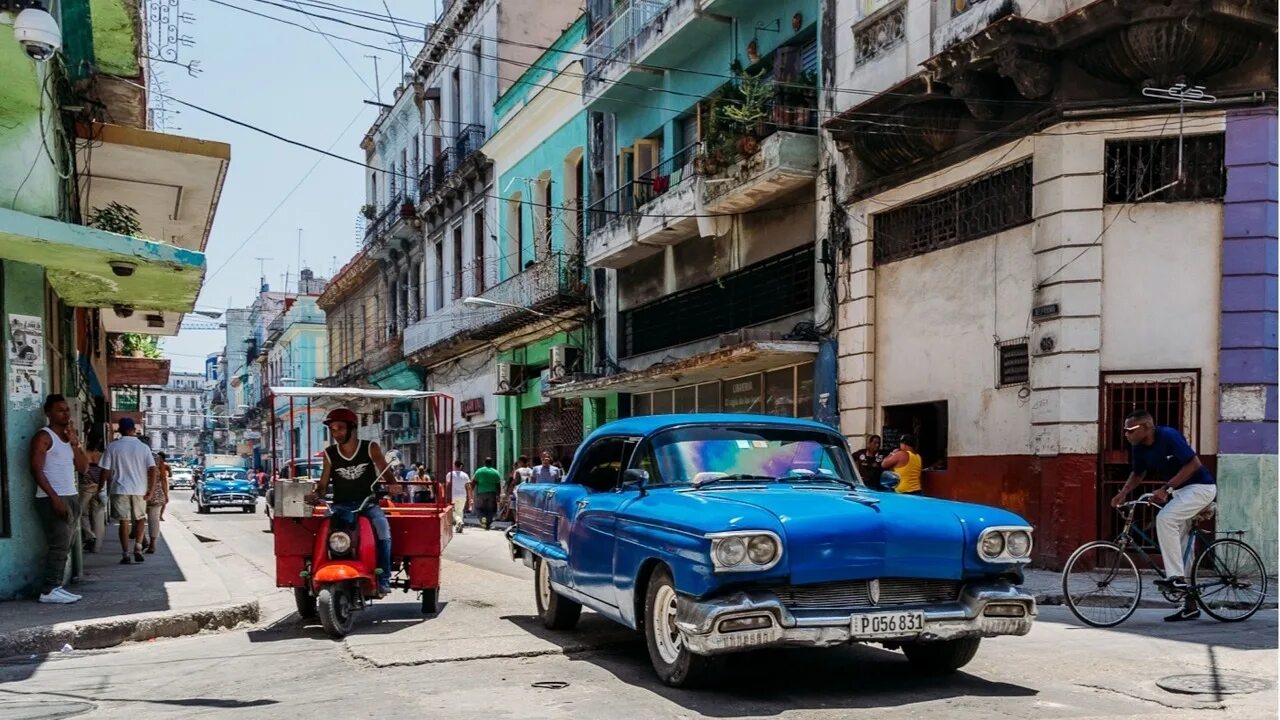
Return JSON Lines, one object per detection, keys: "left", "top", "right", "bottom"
{"left": 295, "top": 587, "right": 317, "bottom": 619}
{"left": 901, "top": 638, "right": 981, "bottom": 674}
{"left": 643, "top": 566, "right": 718, "bottom": 688}
{"left": 197, "top": 504, "right": 210, "bottom": 514}
{"left": 533, "top": 557, "right": 581, "bottom": 630}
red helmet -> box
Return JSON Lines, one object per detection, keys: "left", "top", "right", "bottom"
{"left": 322, "top": 408, "right": 358, "bottom": 427}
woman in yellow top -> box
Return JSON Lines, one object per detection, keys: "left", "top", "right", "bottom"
{"left": 881, "top": 434, "right": 923, "bottom": 495}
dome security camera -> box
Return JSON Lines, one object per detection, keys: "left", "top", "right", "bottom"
{"left": 14, "top": 8, "right": 62, "bottom": 62}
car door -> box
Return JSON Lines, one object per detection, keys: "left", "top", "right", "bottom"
{"left": 563, "top": 436, "right": 637, "bottom": 609}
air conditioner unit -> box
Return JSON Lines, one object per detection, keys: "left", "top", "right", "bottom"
{"left": 383, "top": 412, "right": 410, "bottom": 431}
{"left": 495, "top": 362, "right": 522, "bottom": 395}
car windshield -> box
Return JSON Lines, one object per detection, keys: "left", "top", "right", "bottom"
{"left": 645, "top": 426, "right": 858, "bottom": 488}
{"left": 211, "top": 470, "right": 246, "bottom": 481}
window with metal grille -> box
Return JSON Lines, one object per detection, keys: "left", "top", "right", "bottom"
{"left": 996, "top": 338, "right": 1029, "bottom": 388}
{"left": 619, "top": 245, "right": 815, "bottom": 358}
{"left": 872, "top": 161, "right": 1033, "bottom": 265}
{"left": 1104, "top": 133, "right": 1225, "bottom": 203}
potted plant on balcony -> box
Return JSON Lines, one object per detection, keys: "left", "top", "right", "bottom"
{"left": 722, "top": 68, "right": 771, "bottom": 159}
{"left": 360, "top": 204, "right": 376, "bottom": 220}
{"left": 399, "top": 199, "right": 416, "bottom": 219}
{"left": 87, "top": 202, "right": 146, "bottom": 238}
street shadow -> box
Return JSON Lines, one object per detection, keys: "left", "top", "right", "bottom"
{"left": 1043, "top": 606, "right": 1277, "bottom": 651}
{"left": 497, "top": 615, "right": 1036, "bottom": 715}
{"left": 246, "top": 600, "right": 449, "bottom": 644}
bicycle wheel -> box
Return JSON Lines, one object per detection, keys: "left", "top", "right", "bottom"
{"left": 1062, "top": 541, "right": 1142, "bottom": 627}
{"left": 1193, "top": 538, "right": 1268, "bottom": 622}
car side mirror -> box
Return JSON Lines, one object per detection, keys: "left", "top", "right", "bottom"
{"left": 621, "top": 468, "right": 649, "bottom": 494}
{"left": 880, "top": 470, "right": 901, "bottom": 491}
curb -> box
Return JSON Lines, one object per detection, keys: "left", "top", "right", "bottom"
{"left": 0, "top": 599, "right": 259, "bottom": 659}
{"left": 1033, "top": 593, "right": 1278, "bottom": 610}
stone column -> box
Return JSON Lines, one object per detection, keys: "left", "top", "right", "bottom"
{"left": 836, "top": 203, "right": 876, "bottom": 441}
{"left": 1219, "top": 108, "right": 1278, "bottom": 571}
{"left": 1027, "top": 131, "right": 1105, "bottom": 565}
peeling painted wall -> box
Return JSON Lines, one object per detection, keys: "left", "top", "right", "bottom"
{"left": 88, "top": 0, "right": 140, "bottom": 76}
{"left": 0, "top": 26, "right": 62, "bottom": 219}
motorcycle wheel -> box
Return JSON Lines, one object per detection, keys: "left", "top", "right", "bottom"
{"left": 295, "top": 587, "right": 317, "bottom": 619}
{"left": 317, "top": 585, "right": 355, "bottom": 638}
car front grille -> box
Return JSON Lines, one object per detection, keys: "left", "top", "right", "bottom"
{"left": 208, "top": 493, "right": 255, "bottom": 503}
{"left": 770, "top": 578, "right": 963, "bottom": 610}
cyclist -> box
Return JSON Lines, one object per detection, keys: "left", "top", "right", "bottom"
{"left": 1110, "top": 409, "right": 1217, "bottom": 622}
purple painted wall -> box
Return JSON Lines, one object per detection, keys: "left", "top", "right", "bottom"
{"left": 1220, "top": 108, "right": 1278, "bottom": 455}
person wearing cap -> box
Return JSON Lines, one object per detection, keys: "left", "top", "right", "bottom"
{"left": 100, "top": 416, "right": 157, "bottom": 565}
{"left": 306, "top": 408, "right": 395, "bottom": 596}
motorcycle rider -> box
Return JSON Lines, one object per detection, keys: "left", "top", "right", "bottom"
{"left": 307, "top": 408, "right": 395, "bottom": 597}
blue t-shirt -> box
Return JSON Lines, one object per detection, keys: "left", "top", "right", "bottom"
{"left": 1131, "top": 426, "right": 1215, "bottom": 486}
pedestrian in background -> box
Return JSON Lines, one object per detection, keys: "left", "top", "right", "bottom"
{"left": 145, "top": 452, "right": 171, "bottom": 554}
{"left": 853, "top": 434, "right": 885, "bottom": 491}
{"left": 79, "top": 443, "right": 106, "bottom": 553}
{"left": 446, "top": 460, "right": 470, "bottom": 533}
{"left": 31, "top": 394, "right": 89, "bottom": 604}
{"left": 531, "top": 450, "right": 562, "bottom": 484}
{"left": 100, "top": 417, "right": 156, "bottom": 565}
{"left": 881, "top": 434, "right": 923, "bottom": 495}
{"left": 501, "top": 456, "right": 533, "bottom": 521}
{"left": 471, "top": 458, "right": 501, "bottom": 530}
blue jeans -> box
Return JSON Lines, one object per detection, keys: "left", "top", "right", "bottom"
{"left": 333, "top": 503, "right": 393, "bottom": 590}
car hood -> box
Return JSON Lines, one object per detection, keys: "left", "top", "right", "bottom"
{"left": 664, "top": 485, "right": 1028, "bottom": 585}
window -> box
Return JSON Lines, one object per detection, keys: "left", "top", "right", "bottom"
{"left": 873, "top": 161, "right": 1033, "bottom": 265}
{"left": 471, "top": 42, "right": 483, "bottom": 126}
{"left": 160, "top": 396, "right": 168, "bottom": 409}
{"left": 541, "top": 177, "right": 553, "bottom": 256}
{"left": 189, "top": 397, "right": 196, "bottom": 410}
{"left": 161, "top": 414, "right": 169, "bottom": 426}
{"left": 452, "top": 226, "right": 464, "bottom": 300}
{"left": 145, "top": 396, "right": 153, "bottom": 408}
{"left": 574, "top": 437, "right": 634, "bottom": 493}
{"left": 996, "top": 338, "right": 1030, "bottom": 388}
{"left": 1104, "top": 134, "right": 1225, "bottom": 203}
{"left": 473, "top": 210, "right": 486, "bottom": 292}
{"left": 434, "top": 240, "right": 445, "bottom": 309}
{"left": 882, "top": 401, "right": 948, "bottom": 471}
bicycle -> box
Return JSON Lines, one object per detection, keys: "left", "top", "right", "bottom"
{"left": 1061, "top": 493, "right": 1268, "bottom": 627}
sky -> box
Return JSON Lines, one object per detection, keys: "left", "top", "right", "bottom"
{"left": 155, "top": 0, "right": 441, "bottom": 372}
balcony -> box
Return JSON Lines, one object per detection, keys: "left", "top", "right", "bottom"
{"left": 702, "top": 130, "right": 819, "bottom": 214}
{"left": 403, "top": 252, "right": 588, "bottom": 360}
{"left": 420, "top": 124, "right": 488, "bottom": 209}
{"left": 107, "top": 356, "right": 172, "bottom": 387}
{"left": 362, "top": 194, "right": 418, "bottom": 248}
{"left": 585, "top": 143, "right": 700, "bottom": 269}
{"left": 318, "top": 358, "right": 367, "bottom": 388}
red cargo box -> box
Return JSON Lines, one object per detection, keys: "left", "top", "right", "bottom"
{"left": 273, "top": 516, "right": 321, "bottom": 557}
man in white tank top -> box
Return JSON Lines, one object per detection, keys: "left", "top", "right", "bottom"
{"left": 30, "top": 394, "right": 89, "bottom": 604}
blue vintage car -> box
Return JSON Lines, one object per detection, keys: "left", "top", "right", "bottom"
{"left": 195, "top": 466, "right": 257, "bottom": 514}
{"left": 507, "top": 414, "right": 1036, "bottom": 687}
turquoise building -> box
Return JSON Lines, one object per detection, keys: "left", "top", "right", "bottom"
{"left": 266, "top": 296, "right": 329, "bottom": 469}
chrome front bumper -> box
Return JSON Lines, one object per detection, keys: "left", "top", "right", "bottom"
{"left": 676, "top": 583, "right": 1037, "bottom": 656}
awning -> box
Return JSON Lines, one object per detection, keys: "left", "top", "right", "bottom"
{"left": 0, "top": 207, "right": 206, "bottom": 313}
{"left": 75, "top": 122, "right": 230, "bottom": 254}
{"left": 270, "top": 386, "right": 451, "bottom": 401}
{"left": 545, "top": 341, "right": 819, "bottom": 399}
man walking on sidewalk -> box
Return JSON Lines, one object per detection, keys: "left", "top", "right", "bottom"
{"left": 446, "top": 460, "right": 470, "bottom": 533}
{"left": 78, "top": 444, "right": 106, "bottom": 553}
{"left": 31, "top": 394, "right": 89, "bottom": 604}
{"left": 471, "top": 458, "right": 501, "bottom": 530}
{"left": 100, "top": 418, "right": 156, "bottom": 565}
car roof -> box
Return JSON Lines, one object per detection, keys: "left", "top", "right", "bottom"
{"left": 584, "top": 414, "right": 842, "bottom": 442}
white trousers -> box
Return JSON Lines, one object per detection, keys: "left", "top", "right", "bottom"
{"left": 1157, "top": 483, "right": 1217, "bottom": 579}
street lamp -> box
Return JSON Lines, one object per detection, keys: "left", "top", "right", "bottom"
{"left": 462, "top": 296, "right": 552, "bottom": 319}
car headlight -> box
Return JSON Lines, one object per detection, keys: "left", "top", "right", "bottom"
{"left": 328, "top": 531, "right": 352, "bottom": 555}
{"left": 708, "top": 531, "right": 782, "bottom": 572}
{"left": 980, "top": 532, "right": 1005, "bottom": 559}
{"left": 1006, "top": 530, "right": 1032, "bottom": 558}
{"left": 977, "top": 527, "right": 1033, "bottom": 563}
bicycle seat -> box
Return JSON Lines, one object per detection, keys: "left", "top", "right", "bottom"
{"left": 1193, "top": 501, "right": 1217, "bottom": 524}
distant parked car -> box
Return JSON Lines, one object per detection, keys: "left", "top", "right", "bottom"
{"left": 169, "top": 467, "right": 194, "bottom": 490}
{"left": 507, "top": 414, "right": 1038, "bottom": 688}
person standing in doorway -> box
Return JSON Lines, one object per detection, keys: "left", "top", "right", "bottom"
{"left": 881, "top": 434, "right": 923, "bottom": 495}
{"left": 100, "top": 417, "right": 157, "bottom": 565}
{"left": 471, "top": 458, "right": 502, "bottom": 530}
{"left": 31, "top": 394, "right": 89, "bottom": 604}
{"left": 853, "top": 434, "right": 886, "bottom": 491}
{"left": 79, "top": 444, "right": 106, "bottom": 554}
{"left": 145, "top": 452, "right": 171, "bottom": 554}
{"left": 446, "top": 460, "right": 470, "bottom": 533}
{"left": 531, "top": 450, "right": 562, "bottom": 484}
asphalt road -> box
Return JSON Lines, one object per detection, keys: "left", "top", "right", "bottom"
{"left": 0, "top": 495, "right": 1275, "bottom": 720}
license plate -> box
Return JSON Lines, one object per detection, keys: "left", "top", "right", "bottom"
{"left": 851, "top": 611, "right": 924, "bottom": 637}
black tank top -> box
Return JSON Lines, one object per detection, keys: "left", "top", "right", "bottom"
{"left": 326, "top": 440, "right": 378, "bottom": 504}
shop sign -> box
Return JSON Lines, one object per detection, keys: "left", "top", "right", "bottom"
{"left": 461, "top": 397, "right": 485, "bottom": 417}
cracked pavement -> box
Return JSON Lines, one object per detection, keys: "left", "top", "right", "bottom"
{"left": 0, "top": 498, "right": 1274, "bottom": 719}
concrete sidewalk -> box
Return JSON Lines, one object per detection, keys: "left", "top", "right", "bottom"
{"left": 0, "top": 508, "right": 259, "bottom": 659}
